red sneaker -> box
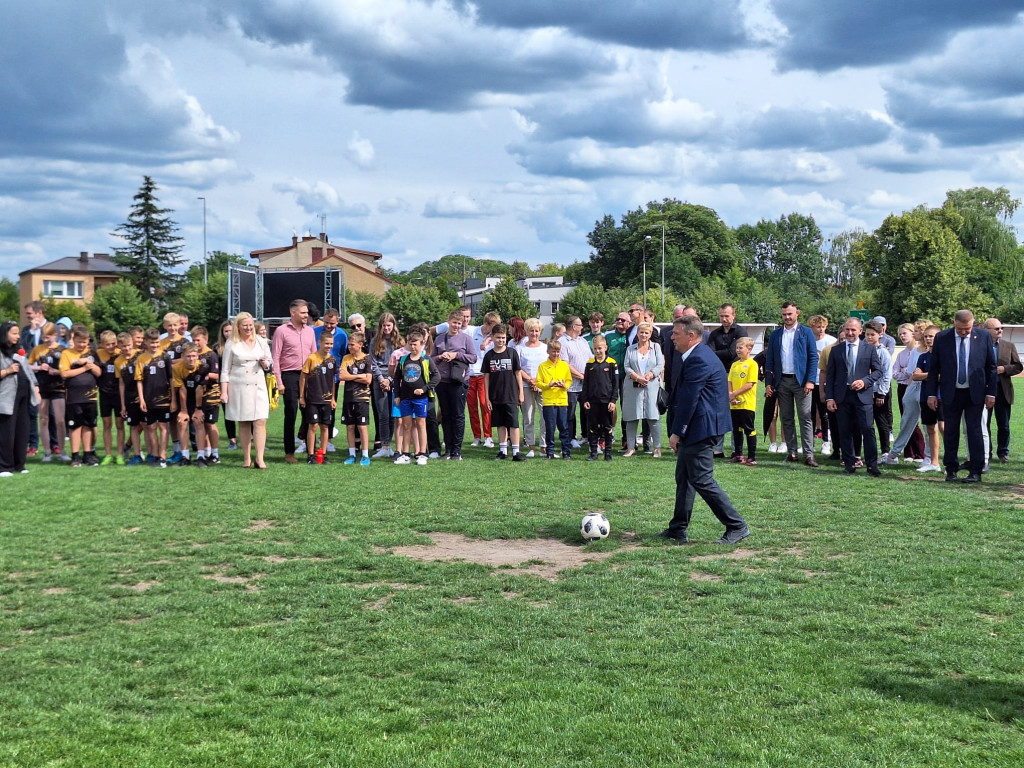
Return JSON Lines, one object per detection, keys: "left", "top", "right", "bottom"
{"left": 27, "top": 447, "right": 38, "bottom": 457}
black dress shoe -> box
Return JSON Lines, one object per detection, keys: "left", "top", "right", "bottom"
{"left": 962, "top": 473, "right": 982, "bottom": 484}
{"left": 714, "top": 526, "right": 751, "bottom": 545}
{"left": 945, "top": 471, "right": 959, "bottom": 482}
{"left": 658, "top": 528, "right": 689, "bottom": 543}
{"left": 844, "top": 466, "right": 856, "bottom": 474}
{"left": 999, "top": 455, "right": 1009, "bottom": 463}
{"left": 866, "top": 466, "right": 881, "bottom": 477}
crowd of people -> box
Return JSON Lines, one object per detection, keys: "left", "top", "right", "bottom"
{"left": 0, "top": 298, "right": 1019, "bottom": 495}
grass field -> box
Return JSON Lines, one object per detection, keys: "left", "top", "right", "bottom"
{"left": 2, "top": 388, "right": 1023, "bottom": 767}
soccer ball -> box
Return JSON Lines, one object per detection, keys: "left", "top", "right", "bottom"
{"left": 581, "top": 512, "right": 610, "bottom": 541}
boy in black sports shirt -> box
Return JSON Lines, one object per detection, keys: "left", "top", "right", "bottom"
{"left": 340, "top": 331, "right": 373, "bottom": 466}
{"left": 482, "top": 325, "right": 525, "bottom": 461}
{"left": 117, "top": 333, "right": 146, "bottom": 465}
{"left": 171, "top": 343, "right": 205, "bottom": 466}
{"left": 135, "top": 328, "right": 173, "bottom": 468}
{"left": 95, "top": 330, "right": 125, "bottom": 465}
{"left": 192, "top": 326, "right": 221, "bottom": 464}
{"left": 300, "top": 329, "right": 337, "bottom": 464}
{"left": 59, "top": 324, "right": 102, "bottom": 467}
{"left": 393, "top": 329, "right": 439, "bottom": 465}
{"left": 582, "top": 334, "right": 618, "bottom": 461}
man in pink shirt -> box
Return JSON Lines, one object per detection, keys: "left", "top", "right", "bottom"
{"left": 272, "top": 299, "right": 317, "bottom": 463}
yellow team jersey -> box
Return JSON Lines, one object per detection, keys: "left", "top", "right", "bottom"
{"left": 537, "top": 359, "right": 571, "bottom": 406}
{"left": 728, "top": 357, "right": 759, "bottom": 411}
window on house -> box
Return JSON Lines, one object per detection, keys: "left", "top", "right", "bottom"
{"left": 43, "top": 280, "right": 84, "bottom": 299}
{"left": 534, "top": 301, "right": 542, "bottom": 313}
{"left": 549, "top": 302, "right": 559, "bottom": 315}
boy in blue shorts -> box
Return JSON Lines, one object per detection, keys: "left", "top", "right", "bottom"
{"left": 393, "top": 329, "right": 438, "bottom": 465}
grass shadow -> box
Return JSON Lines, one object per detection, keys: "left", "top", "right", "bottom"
{"left": 863, "top": 668, "right": 1024, "bottom": 723}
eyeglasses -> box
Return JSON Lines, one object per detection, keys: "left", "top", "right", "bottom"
{"left": 350, "top": 324, "right": 363, "bottom": 330}
{"left": 990, "top": 326, "right": 1003, "bottom": 331}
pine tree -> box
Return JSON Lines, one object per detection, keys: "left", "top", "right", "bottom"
{"left": 112, "top": 176, "right": 185, "bottom": 303}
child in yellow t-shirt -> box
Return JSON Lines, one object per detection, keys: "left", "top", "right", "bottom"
{"left": 536, "top": 340, "right": 573, "bottom": 459}
{"left": 728, "top": 337, "right": 759, "bottom": 465}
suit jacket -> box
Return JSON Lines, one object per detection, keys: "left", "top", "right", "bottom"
{"left": 662, "top": 327, "right": 709, "bottom": 395}
{"left": 924, "top": 327, "right": 997, "bottom": 405}
{"left": 764, "top": 323, "right": 819, "bottom": 390}
{"left": 669, "top": 343, "right": 732, "bottom": 444}
{"left": 19, "top": 323, "right": 41, "bottom": 354}
{"left": 824, "top": 341, "right": 883, "bottom": 405}
{"left": 994, "top": 338, "right": 1022, "bottom": 403}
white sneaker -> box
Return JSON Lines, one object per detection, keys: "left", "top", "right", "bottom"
{"left": 394, "top": 454, "right": 411, "bottom": 465}
{"left": 19, "top": 469, "right": 29, "bottom": 474}
{"left": 41, "top": 453, "right": 53, "bottom": 463}
{"left": 296, "top": 440, "right": 307, "bottom": 454}
{"left": 778, "top": 442, "right": 787, "bottom": 453}
{"left": 526, "top": 450, "right": 535, "bottom": 458}
{"left": 0, "top": 471, "right": 12, "bottom": 478}
{"left": 879, "top": 453, "right": 900, "bottom": 465}
{"left": 332, "top": 427, "right": 339, "bottom": 438}
{"left": 372, "top": 447, "right": 391, "bottom": 459}
{"left": 821, "top": 440, "right": 832, "bottom": 455}
{"left": 326, "top": 442, "right": 336, "bottom": 453}
{"left": 416, "top": 454, "right": 428, "bottom": 465}
{"left": 917, "top": 463, "right": 941, "bottom": 473}
{"left": 768, "top": 442, "right": 779, "bottom": 453}
{"left": 428, "top": 451, "right": 440, "bottom": 460}
{"left": 57, "top": 453, "right": 72, "bottom": 462}
{"left": 484, "top": 437, "right": 494, "bottom": 448}
{"left": 471, "top": 439, "right": 481, "bottom": 447}
{"left": 571, "top": 439, "right": 582, "bottom": 449}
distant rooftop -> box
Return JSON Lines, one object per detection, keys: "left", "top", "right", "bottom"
{"left": 20, "top": 252, "right": 130, "bottom": 276}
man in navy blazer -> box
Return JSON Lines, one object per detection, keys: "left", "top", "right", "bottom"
{"left": 825, "top": 318, "right": 884, "bottom": 475}
{"left": 924, "top": 310, "right": 997, "bottom": 483}
{"left": 764, "top": 302, "right": 820, "bottom": 466}
{"left": 662, "top": 315, "right": 749, "bottom": 544}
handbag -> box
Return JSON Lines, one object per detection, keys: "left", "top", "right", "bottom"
{"left": 656, "top": 386, "right": 668, "bottom": 415}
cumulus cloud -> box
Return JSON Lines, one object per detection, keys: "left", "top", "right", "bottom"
{"left": 704, "top": 150, "right": 845, "bottom": 186}
{"left": 739, "top": 106, "right": 893, "bottom": 151}
{"left": 346, "top": 132, "right": 375, "bottom": 169}
{"left": 378, "top": 197, "right": 412, "bottom": 214}
{"left": 884, "top": 84, "right": 1024, "bottom": 147}
{"left": 273, "top": 179, "right": 371, "bottom": 216}
{"left": 771, "top": 0, "right": 1023, "bottom": 71}
{"left": 423, "top": 193, "right": 501, "bottom": 218}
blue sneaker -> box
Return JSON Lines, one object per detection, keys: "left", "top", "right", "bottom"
{"left": 359, "top": 456, "right": 370, "bottom": 467}
{"left": 166, "top": 451, "right": 183, "bottom": 465}
{"left": 146, "top": 454, "right": 157, "bottom": 465}
{"left": 126, "top": 455, "right": 144, "bottom": 466}
{"left": 344, "top": 456, "right": 357, "bottom": 465}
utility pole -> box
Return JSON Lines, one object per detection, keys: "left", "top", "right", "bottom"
{"left": 197, "top": 197, "right": 207, "bottom": 284}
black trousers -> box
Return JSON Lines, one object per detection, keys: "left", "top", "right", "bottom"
{"left": 942, "top": 388, "right": 986, "bottom": 473}
{"left": 436, "top": 380, "right": 468, "bottom": 456}
{"left": 836, "top": 396, "right": 877, "bottom": 470}
{"left": 281, "top": 370, "right": 307, "bottom": 455}
{"left": 586, "top": 400, "right": 613, "bottom": 453}
{"left": 0, "top": 388, "right": 31, "bottom": 472}
{"left": 668, "top": 436, "right": 746, "bottom": 535}
{"left": 872, "top": 390, "right": 893, "bottom": 454}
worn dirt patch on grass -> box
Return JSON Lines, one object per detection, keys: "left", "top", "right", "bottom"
{"left": 41, "top": 587, "right": 70, "bottom": 595}
{"left": 262, "top": 555, "right": 331, "bottom": 564}
{"left": 122, "top": 527, "right": 141, "bottom": 534}
{"left": 201, "top": 567, "right": 264, "bottom": 591}
{"left": 120, "top": 581, "right": 160, "bottom": 592}
{"left": 690, "top": 572, "right": 723, "bottom": 582}
{"left": 244, "top": 520, "right": 277, "bottom": 532}
{"left": 381, "top": 532, "right": 634, "bottom": 581}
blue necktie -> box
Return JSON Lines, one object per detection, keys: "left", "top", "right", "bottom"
{"left": 957, "top": 337, "right": 967, "bottom": 385}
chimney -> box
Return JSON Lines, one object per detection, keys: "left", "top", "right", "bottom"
{"left": 319, "top": 232, "right": 327, "bottom": 243}
{"left": 80, "top": 251, "right": 89, "bottom": 263}
{"left": 292, "top": 235, "right": 298, "bottom": 247}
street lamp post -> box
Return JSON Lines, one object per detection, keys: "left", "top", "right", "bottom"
{"left": 657, "top": 223, "right": 665, "bottom": 306}
{"left": 197, "top": 197, "right": 207, "bottom": 284}
{"left": 642, "top": 238, "right": 649, "bottom": 302}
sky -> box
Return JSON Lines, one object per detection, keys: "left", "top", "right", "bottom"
{"left": 2, "top": 0, "right": 1023, "bottom": 283}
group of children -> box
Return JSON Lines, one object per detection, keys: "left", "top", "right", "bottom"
{"left": 27, "top": 313, "right": 223, "bottom": 468}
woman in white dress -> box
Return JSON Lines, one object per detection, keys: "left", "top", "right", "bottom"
{"left": 220, "top": 312, "right": 272, "bottom": 469}
{"left": 622, "top": 322, "right": 664, "bottom": 457}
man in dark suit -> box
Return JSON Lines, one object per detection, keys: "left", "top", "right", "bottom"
{"left": 825, "top": 318, "right": 884, "bottom": 476}
{"left": 661, "top": 315, "right": 749, "bottom": 545}
{"left": 924, "top": 310, "right": 997, "bottom": 484}
{"left": 983, "top": 317, "right": 1022, "bottom": 463}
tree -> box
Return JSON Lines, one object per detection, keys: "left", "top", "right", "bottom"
{"left": 177, "top": 271, "right": 229, "bottom": 332}
{"left": 111, "top": 176, "right": 185, "bottom": 304}
{"left": 41, "top": 298, "right": 90, "bottom": 328}
{"left": 944, "top": 187, "right": 1023, "bottom": 297}
{"left": 379, "top": 284, "right": 457, "bottom": 329}
{"left": 854, "top": 207, "right": 990, "bottom": 326}
{"left": 735, "top": 213, "right": 826, "bottom": 297}
{"left": 344, "top": 290, "right": 382, "bottom": 322}
{"left": 477, "top": 278, "right": 536, "bottom": 322}
{"left": 0, "top": 277, "right": 18, "bottom": 322}
{"left": 554, "top": 283, "right": 613, "bottom": 325}
{"left": 89, "top": 280, "right": 157, "bottom": 334}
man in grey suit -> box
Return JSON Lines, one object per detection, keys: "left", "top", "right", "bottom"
{"left": 661, "top": 315, "right": 749, "bottom": 545}
{"left": 983, "top": 317, "right": 1022, "bottom": 463}
{"left": 825, "top": 317, "right": 884, "bottom": 476}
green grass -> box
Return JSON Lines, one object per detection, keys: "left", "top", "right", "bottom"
{"left": 2, "top": 388, "right": 1023, "bottom": 767}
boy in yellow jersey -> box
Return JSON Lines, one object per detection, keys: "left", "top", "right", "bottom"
{"left": 135, "top": 328, "right": 173, "bottom": 468}
{"left": 191, "top": 326, "right": 221, "bottom": 465}
{"left": 300, "top": 329, "right": 337, "bottom": 464}
{"left": 94, "top": 330, "right": 125, "bottom": 465}
{"left": 339, "top": 331, "right": 373, "bottom": 466}
{"left": 728, "top": 337, "right": 759, "bottom": 466}
{"left": 536, "top": 340, "right": 573, "bottom": 459}
{"left": 59, "top": 324, "right": 102, "bottom": 467}
{"left": 171, "top": 343, "right": 204, "bottom": 466}
{"left": 115, "top": 332, "right": 145, "bottom": 465}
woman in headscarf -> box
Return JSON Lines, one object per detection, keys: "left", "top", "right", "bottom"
{"left": 0, "top": 321, "right": 41, "bottom": 477}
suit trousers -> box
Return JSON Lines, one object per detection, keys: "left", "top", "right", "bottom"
{"left": 942, "top": 388, "right": 986, "bottom": 473}
{"left": 987, "top": 391, "right": 1011, "bottom": 459}
{"left": 668, "top": 436, "right": 745, "bottom": 535}
{"left": 777, "top": 375, "right": 814, "bottom": 456}
{"left": 436, "top": 380, "right": 468, "bottom": 456}
{"left": 836, "top": 397, "right": 877, "bottom": 470}
{"left": 281, "top": 370, "right": 308, "bottom": 455}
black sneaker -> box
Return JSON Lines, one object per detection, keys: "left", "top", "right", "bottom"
{"left": 512, "top": 453, "right": 527, "bottom": 462}
{"left": 562, "top": 452, "right": 572, "bottom": 460}
{"left": 195, "top": 456, "right": 209, "bottom": 468}
{"left": 587, "top": 453, "right": 599, "bottom": 461}
{"left": 84, "top": 454, "right": 100, "bottom": 467}
{"left": 209, "top": 455, "right": 221, "bottom": 465}
{"left": 604, "top": 453, "right": 613, "bottom": 461}
{"left": 307, "top": 454, "right": 317, "bottom": 465}
{"left": 178, "top": 458, "right": 192, "bottom": 466}
{"left": 495, "top": 451, "right": 508, "bottom": 460}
